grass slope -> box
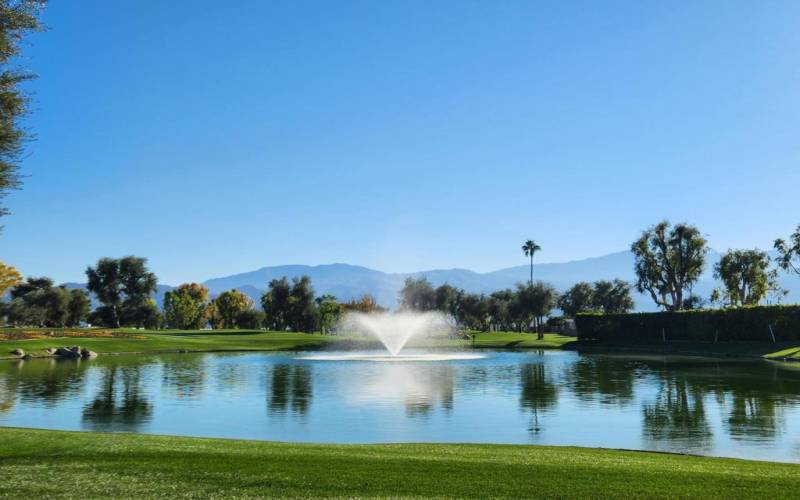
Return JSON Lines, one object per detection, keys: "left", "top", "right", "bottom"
{"left": 0, "top": 427, "right": 798, "bottom": 498}
{"left": 0, "top": 329, "right": 573, "bottom": 358}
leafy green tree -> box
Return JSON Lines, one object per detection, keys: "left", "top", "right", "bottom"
{"left": 315, "top": 294, "right": 341, "bottom": 334}
{"left": 86, "top": 256, "right": 158, "bottom": 327}
{"left": 488, "top": 289, "right": 514, "bottom": 331}
{"left": 7, "top": 277, "right": 70, "bottom": 326}
{"left": 210, "top": 289, "right": 254, "bottom": 329}
{"left": 236, "top": 309, "right": 265, "bottom": 329}
{"left": 0, "top": 1, "right": 45, "bottom": 221}
{"left": 557, "top": 282, "right": 596, "bottom": 317}
{"left": 163, "top": 283, "right": 211, "bottom": 329}
{"left": 0, "top": 260, "right": 21, "bottom": 295}
{"left": 261, "top": 277, "right": 291, "bottom": 330}
{"left": 522, "top": 240, "right": 541, "bottom": 285}
{"left": 631, "top": 221, "right": 708, "bottom": 311}
{"left": 592, "top": 279, "right": 635, "bottom": 314}
{"left": 66, "top": 288, "right": 90, "bottom": 327}
{"left": 434, "top": 283, "right": 459, "bottom": 317}
{"left": 712, "top": 249, "right": 784, "bottom": 307}
{"left": 399, "top": 277, "right": 436, "bottom": 311}
{"left": 287, "top": 276, "right": 316, "bottom": 332}
{"left": 515, "top": 281, "right": 557, "bottom": 338}
{"left": 456, "top": 292, "right": 490, "bottom": 331}
{"left": 774, "top": 225, "right": 800, "bottom": 276}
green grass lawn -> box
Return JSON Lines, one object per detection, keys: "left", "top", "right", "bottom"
{"left": 0, "top": 328, "right": 572, "bottom": 358}
{"left": 0, "top": 427, "right": 797, "bottom": 498}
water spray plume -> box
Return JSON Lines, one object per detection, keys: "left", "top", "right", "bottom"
{"left": 340, "top": 311, "right": 453, "bottom": 356}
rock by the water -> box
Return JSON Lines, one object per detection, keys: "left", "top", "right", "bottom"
{"left": 10, "top": 348, "right": 24, "bottom": 357}
{"left": 80, "top": 348, "right": 98, "bottom": 358}
{"left": 21, "top": 354, "right": 32, "bottom": 360}
{"left": 55, "top": 347, "right": 80, "bottom": 358}
{"left": 45, "top": 348, "right": 57, "bottom": 355}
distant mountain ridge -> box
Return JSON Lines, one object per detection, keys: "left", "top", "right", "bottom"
{"left": 61, "top": 250, "right": 800, "bottom": 311}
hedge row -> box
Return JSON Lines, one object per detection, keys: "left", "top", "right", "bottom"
{"left": 575, "top": 305, "right": 800, "bottom": 343}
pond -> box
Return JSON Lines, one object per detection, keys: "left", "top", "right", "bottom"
{"left": 1, "top": 350, "right": 799, "bottom": 463}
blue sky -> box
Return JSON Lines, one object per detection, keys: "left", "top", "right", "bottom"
{"left": 3, "top": 0, "right": 800, "bottom": 284}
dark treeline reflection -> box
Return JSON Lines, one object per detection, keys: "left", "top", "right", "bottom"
{"left": 82, "top": 362, "right": 153, "bottom": 431}
{"left": 519, "top": 363, "right": 558, "bottom": 433}
{"left": 643, "top": 377, "right": 712, "bottom": 453}
{"left": 267, "top": 364, "right": 312, "bottom": 416}
{"left": 563, "top": 356, "right": 637, "bottom": 406}
{"left": 2, "top": 358, "right": 90, "bottom": 407}
{"left": 161, "top": 355, "right": 207, "bottom": 399}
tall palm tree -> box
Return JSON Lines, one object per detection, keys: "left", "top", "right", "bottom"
{"left": 522, "top": 240, "right": 541, "bottom": 285}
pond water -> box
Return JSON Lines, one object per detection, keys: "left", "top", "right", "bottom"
{"left": 1, "top": 350, "right": 799, "bottom": 463}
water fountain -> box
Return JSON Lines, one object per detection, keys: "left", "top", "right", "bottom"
{"left": 300, "top": 311, "right": 485, "bottom": 361}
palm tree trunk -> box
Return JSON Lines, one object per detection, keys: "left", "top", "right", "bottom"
{"left": 529, "top": 255, "right": 533, "bottom": 285}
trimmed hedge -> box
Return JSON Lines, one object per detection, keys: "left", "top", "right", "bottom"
{"left": 575, "top": 305, "right": 800, "bottom": 343}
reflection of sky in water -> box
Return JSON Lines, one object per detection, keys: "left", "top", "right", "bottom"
{"left": 0, "top": 351, "right": 799, "bottom": 463}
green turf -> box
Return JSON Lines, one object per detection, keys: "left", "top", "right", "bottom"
{"left": 0, "top": 427, "right": 797, "bottom": 498}
{"left": 0, "top": 329, "right": 573, "bottom": 358}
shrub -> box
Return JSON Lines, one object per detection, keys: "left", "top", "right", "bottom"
{"left": 575, "top": 305, "right": 800, "bottom": 343}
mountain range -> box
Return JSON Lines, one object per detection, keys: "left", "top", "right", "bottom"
{"left": 64, "top": 250, "right": 800, "bottom": 312}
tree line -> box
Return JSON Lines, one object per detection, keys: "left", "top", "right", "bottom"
{"left": 1, "top": 221, "right": 799, "bottom": 330}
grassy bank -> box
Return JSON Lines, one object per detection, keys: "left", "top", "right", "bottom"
{"left": 0, "top": 328, "right": 573, "bottom": 359}
{"left": 0, "top": 427, "right": 797, "bottom": 498}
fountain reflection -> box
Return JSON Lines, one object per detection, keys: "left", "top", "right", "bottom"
{"left": 343, "top": 363, "right": 455, "bottom": 418}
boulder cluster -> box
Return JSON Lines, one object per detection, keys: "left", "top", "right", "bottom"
{"left": 9, "top": 346, "right": 98, "bottom": 360}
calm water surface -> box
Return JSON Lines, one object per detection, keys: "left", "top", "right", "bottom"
{"left": 1, "top": 350, "right": 799, "bottom": 462}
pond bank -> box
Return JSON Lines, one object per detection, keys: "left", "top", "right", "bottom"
{"left": 0, "top": 427, "right": 797, "bottom": 498}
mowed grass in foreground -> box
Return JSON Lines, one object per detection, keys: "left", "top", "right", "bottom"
{"left": 0, "top": 427, "right": 798, "bottom": 498}
{"left": 0, "top": 328, "right": 572, "bottom": 358}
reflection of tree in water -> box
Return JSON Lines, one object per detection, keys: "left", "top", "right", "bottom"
{"left": 563, "top": 356, "right": 636, "bottom": 406}
{"left": 161, "top": 355, "right": 206, "bottom": 399}
{"left": 82, "top": 364, "right": 153, "bottom": 431}
{"left": 643, "top": 377, "right": 712, "bottom": 453}
{"left": 519, "top": 363, "right": 558, "bottom": 434}
{"left": 0, "top": 375, "right": 16, "bottom": 414}
{"left": 9, "top": 358, "right": 90, "bottom": 407}
{"left": 268, "top": 364, "right": 312, "bottom": 416}
{"left": 727, "top": 394, "right": 779, "bottom": 441}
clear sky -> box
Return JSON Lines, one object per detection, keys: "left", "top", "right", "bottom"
{"left": 3, "top": 0, "right": 800, "bottom": 285}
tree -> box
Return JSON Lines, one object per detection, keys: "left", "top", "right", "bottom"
{"left": 455, "top": 292, "right": 489, "bottom": 331}
{"left": 433, "top": 283, "right": 460, "bottom": 317}
{"left": 774, "top": 225, "right": 800, "bottom": 276}
{"left": 514, "top": 281, "right": 557, "bottom": 339}
{"left": 210, "top": 289, "right": 254, "bottom": 329}
{"left": 66, "top": 288, "right": 90, "bottom": 326}
{"left": 0, "top": 260, "right": 21, "bottom": 295}
{"left": 316, "top": 294, "right": 341, "bottom": 334}
{"left": 712, "top": 249, "right": 784, "bottom": 307}
{"left": 631, "top": 221, "right": 708, "bottom": 311}
{"left": 557, "top": 282, "right": 596, "bottom": 317}
{"left": 340, "top": 294, "right": 384, "bottom": 313}
{"left": 261, "top": 277, "right": 291, "bottom": 330}
{"left": 399, "top": 277, "right": 436, "bottom": 311}
{"left": 163, "top": 283, "right": 211, "bottom": 329}
{"left": 522, "top": 240, "right": 541, "bottom": 285}
{"left": 86, "top": 256, "right": 158, "bottom": 327}
{"left": 488, "top": 289, "right": 514, "bottom": 331}
{"left": 287, "top": 276, "right": 316, "bottom": 332}
{"left": 592, "top": 279, "right": 634, "bottom": 314}
{"left": 0, "top": 1, "right": 45, "bottom": 222}
{"left": 6, "top": 277, "right": 72, "bottom": 327}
